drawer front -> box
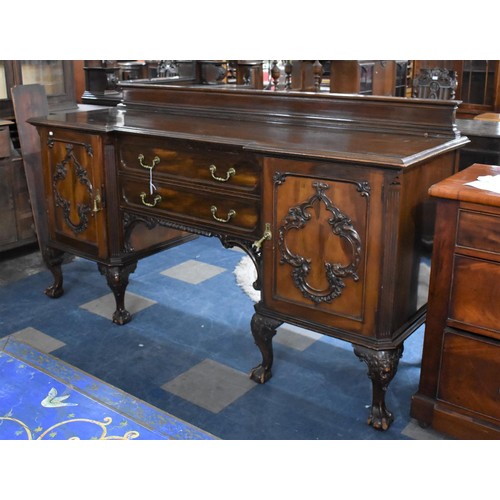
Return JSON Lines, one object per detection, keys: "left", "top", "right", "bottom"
{"left": 438, "top": 329, "right": 500, "bottom": 421}
{"left": 120, "top": 176, "right": 260, "bottom": 237}
{"left": 449, "top": 255, "right": 500, "bottom": 339}
{"left": 457, "top": 209, "right": 500, "bottom": 256}
{"left": 118, "top": 135, "right": 261, "bottom": 194}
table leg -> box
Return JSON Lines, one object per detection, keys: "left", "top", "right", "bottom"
{"left": 98, "top": 262, "right": 137, "bottom": 325}
{"left": 353, "top": 343, "right": 404, "bottom": 431}
{"left": 249, "top": 312, "right": 282, "bottom": 384}
{"left": 42, "top": 247, "right": 66, "bottom": 298}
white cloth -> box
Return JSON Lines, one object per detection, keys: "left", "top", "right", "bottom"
{"left": 234, "top": 256, "right": 260, "bottom": 303}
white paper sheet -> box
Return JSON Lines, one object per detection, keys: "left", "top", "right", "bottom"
{"left": 465, "top": 174, "right": 500, "bottom": 194}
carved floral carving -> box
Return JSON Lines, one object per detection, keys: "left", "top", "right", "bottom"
{"left": 51, "top": 142, "right": 94, "bottom": 234}
{"left": 278, "top": 181, "right": 363, "bottom": 304}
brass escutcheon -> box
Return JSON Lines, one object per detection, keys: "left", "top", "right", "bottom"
{"left": 211, "top": 205, "right": 236, "bottom": 223}
{"left": 92, "top": 189, "right": 102, "bottom": 213}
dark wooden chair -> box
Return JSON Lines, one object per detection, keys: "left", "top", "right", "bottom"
{"left": 235, "top": 61, "right": 264, "bottom": 89}
{"left": 411, "top": 69, "right": 458, "bottom": 248}
{"left": 412, "top": 67, "right": 458, "bottom": 100}
{"left": 11, "top": 84, "right": 50, "bottom": 249}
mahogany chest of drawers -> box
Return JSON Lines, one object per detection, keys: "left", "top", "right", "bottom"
{"left": 411, "top": 163, "right": 500, "bottom": 439}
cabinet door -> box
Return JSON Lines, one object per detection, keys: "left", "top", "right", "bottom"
{"left": 40, "top": 128, "right": 108, "bottom": 258}
{"left": 261, "top": 157, "right": 385, "bottom": 340}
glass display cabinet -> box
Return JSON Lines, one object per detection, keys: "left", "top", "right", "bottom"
{"left": 413, "top": 60, "right": 500, "bottom": 118}
{"left": 0, "top": 60, "right": 76, "bottom": 120}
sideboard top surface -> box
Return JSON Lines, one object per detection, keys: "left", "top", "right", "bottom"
{"left": 29, "top": 84, "right": 469, "bottom": 168}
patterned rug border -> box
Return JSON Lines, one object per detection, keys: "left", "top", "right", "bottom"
{"left": 0, "top": 337, "right": 217, "bottom": 440}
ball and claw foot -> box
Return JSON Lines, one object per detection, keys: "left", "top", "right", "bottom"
{"left": 367, "top": 405, "right": 394, "bottom": 431}
{"left": 112, "top": 309, "right": 132, "bottom": 326}
{"left": 98, "top": 262, "right": 137, "bottom": 326}
{"left": 250, "top": 364, "right": 272, "bottom": 384}
{"left": 250, "top": 312, "right": 282, "bottom": 385}
{"left": 44, "top": 284, "right": 64, "bottom": 299}
{"left": 353, "top": 343, "right": 403, "bottom": 432}
{"left": 42, "top": 248, "right": 65, "bottom": 299}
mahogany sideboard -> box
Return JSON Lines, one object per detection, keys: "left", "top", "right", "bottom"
{"left": 411, "top": 164, "right": 500, "bottom": 439}
{"left": 28, "top": 83, "right": 468, "bottom": 431}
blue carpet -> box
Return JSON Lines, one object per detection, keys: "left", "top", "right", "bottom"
{"left": 0, "top": 236, "right": 431, "bottom": 440}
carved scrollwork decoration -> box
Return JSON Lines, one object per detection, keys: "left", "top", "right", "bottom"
{"left": 122, "top": 212, "right": 215, "bottom": 253}
{"left": 278, "top": 181, "right": 363, "bottom": 304}
{"left": 220, "top": 234, "right": 265, "bottom": 292}
{"left": 273, "top": 171, "right": 287, "bottom": 186}
{"left": 52, "top": 143, "right": 94, "bottom": 234}
{"left": 47, "top": 133, "right": 94, "bottom": 157}
{"left": 356, "top": 181, "right": 371, "bottom": 197}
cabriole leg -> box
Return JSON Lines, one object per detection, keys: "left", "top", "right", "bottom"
{"left": 98, "top": 262, "right": 137, "bottom": 325}
{"left": 250, "top": 312, "right": 282, "bottom": 384}
{"left": 353, "top": 344, "right": 404, "bottom": 431}
{"left": 42, "top": 247, "right": 65, "bottom": 298}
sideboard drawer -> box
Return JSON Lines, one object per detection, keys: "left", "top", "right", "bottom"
{"left": 457, "top": 208, "right": 500, "bottom": 256}
{"left": 438, "top": 329, "right": 500, "bottom": 421}
{"left": 120, "top": 176, "right": 260, "bottom": 237}
{"left": 449, "top": 254, "right": 500, "bottom": 339}
{"left": 118, "top": 135, "right": 261, "bottom": 193}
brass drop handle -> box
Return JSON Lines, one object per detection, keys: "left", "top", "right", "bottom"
{"left": 138, "top": 154, "right": 160, "bottom": 170}
{"left": 211, "top": 205, "right": 236, "bottom": 223}
{"left": 140, "top": 192, "right": 162, "bottom": 207}
{"left": 253, "top": 223, "right": 272, "bottom": 250}
{"left": 209, "top": 164, "right": 236, "bottom": 182}
{"left": 138, "top": 154, "right": 160, "bottom": 195}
